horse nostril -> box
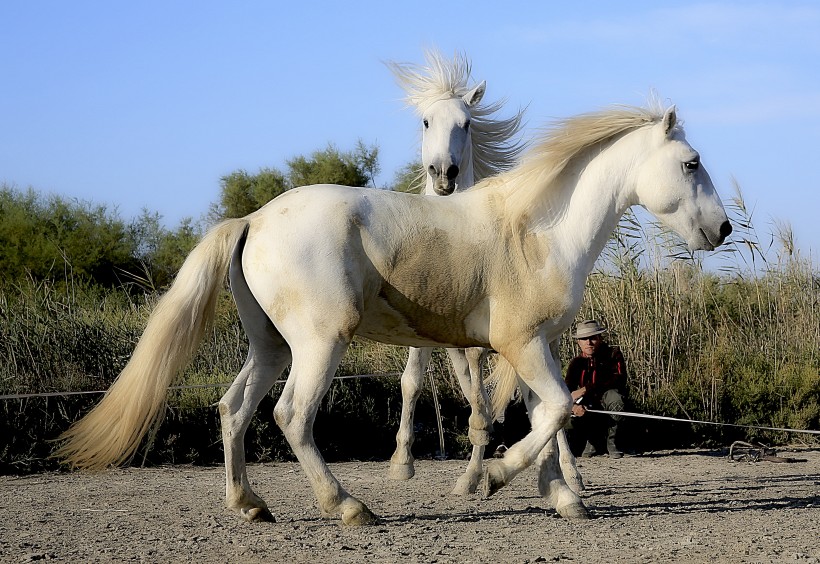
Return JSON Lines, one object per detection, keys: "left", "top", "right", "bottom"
{"left": 446, "top": 165, "right": 459, "bottom": 180}
{"left": 720, "top": 220, "right": 732, "bottom": 239}
{"left": 428, "top": 165, "right": 438, "bottom": 176}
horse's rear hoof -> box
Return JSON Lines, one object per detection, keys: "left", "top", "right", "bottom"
{"left": 387, "top": 462, "right": 415, "bottom": 481}
{"left": 557, "top": 503, "right": 590, "bottom": 520}
{"left": 242, "top": 506, "right": 275, "bottom": 523}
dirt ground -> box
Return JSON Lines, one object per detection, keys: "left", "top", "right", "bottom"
{"left": 2, "top": 448, "right": 819, "bottom": 563}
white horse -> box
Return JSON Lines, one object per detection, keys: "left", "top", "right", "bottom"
{"left": 385, "top": 50, "right": 530, "bottom": 494}
{"left": 56, "top": 102, "right": 731, "bottom": 525}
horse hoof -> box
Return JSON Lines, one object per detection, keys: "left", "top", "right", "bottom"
{"left": 342, "top": 505, "right": 379, "bottom": 526}
{"left": 387, "top": 463, "right": 415, "bottom": 481}
{"left": 450, "top": 474, "right": 479, "bottom": 496}
{"left": 241, "top": 506, "right": 275, "bottom": 523}
{"left": 482, "top": 462, "right": 506, "bottom": 498}
{"left": 557, "top": 503, "right": 590, "bottom": 520}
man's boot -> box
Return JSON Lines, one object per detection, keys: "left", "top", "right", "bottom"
{"left": 581, "top": 441, "right": 597, "bottom": 458}
{"left": 607, "top": 425, "right": 623, "bottom": 459}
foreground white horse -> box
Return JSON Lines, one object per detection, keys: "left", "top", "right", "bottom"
{"left": 56, "top": 103, "right": 731, "bottom": 524}
{"left": 385, "top": 50, "right": 530, "bottom": 493}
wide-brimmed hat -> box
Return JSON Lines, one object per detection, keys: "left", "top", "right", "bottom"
{"left": 572, "top": 319, "right": 607, "bottom": 339}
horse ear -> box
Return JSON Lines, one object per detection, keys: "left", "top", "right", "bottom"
{"left": 463, "top": 80, "right": 486, "bottom": 108}
{"left": 662, "top": 105, "right": 677, "bottom": 137}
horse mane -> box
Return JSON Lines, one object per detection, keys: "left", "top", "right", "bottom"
{"left": 386, "top": 49, "right": 527, "bottom": 189}
{"left": 478, "top": 102, "right": 672, "bottom": 234}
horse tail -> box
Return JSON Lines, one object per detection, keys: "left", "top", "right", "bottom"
{"left": 54, "top": 218, "right": 250, "bottom": 471}
{"left": 488, "top": 355, "right": 518, "bottom": 422}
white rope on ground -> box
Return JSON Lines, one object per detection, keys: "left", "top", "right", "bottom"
{"left": 584, "top": 408, "right": 820, "bottom": 436}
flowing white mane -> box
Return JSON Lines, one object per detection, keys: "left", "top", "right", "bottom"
{"left": 386, "top": 49, "right": 527, "bottom": 186}
{"left": 479, "top": 103, "right": 674, "bottom": 230}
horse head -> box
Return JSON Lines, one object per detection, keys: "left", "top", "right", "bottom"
{"left": 634, "top": 106, "right": 732, "bottom": 251}
{"left": 421, "top": 81, "right": 485, "bottom": 195}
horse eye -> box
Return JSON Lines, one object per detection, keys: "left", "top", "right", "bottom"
{"left": 684, "top": 159, "right": 699, "bottom": 172}
{"left": 464, "top": 120, "right": 471, "bottom": 131}
{"left": 423, "top": 119, "right": 429, "bottom": 129}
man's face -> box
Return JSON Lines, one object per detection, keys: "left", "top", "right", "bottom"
{"left": 577, "top": 334, "right": 602, "bottom": 357}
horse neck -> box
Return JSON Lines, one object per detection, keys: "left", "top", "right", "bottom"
{"left": 531, "top": 134, "right": 646, "bottom": 276}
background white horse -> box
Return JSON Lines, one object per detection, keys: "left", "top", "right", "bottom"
{"left": 385, "top": 50, "right": 528, "bottom": 493}
{"left": 56, "top": 102, "right": 731, "bottom": 525}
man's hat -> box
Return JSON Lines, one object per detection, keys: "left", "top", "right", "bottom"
{"left": 572, "top": 319, "right": 607, "bottom": 339}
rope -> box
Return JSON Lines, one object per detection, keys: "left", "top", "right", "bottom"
{"left": 584, "top": 408, "right": 820, "bottom": 436}
{"left": 6, "top": 379, "right": 818, "bottom": 437}
{"left": 0, "top": 372, "right": 402, "bottom": 401}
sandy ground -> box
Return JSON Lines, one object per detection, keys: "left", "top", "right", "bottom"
{"left": 2, "top": 448, "right": 819, "bottom": 563}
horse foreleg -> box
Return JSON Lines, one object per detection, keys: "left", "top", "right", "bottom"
{"left": 534, "top": 436, "right": 589, "bottom": 519}
{"left": 388, "top": 346, "right": 433, "bottom": 481}
{"left": 555, "top": 428, "right": 584, "bottom": 493}
{"left": 483, "top": 339, "right": 588, "bottom": 519}
{"left": 518, "top": 371, "right": 585, "bottom": 495}
{"left": 448, "top": 347, "right": 492, "bottom": 495}
{"left": 275, "top": 339, "right": 377, "bottom": 526}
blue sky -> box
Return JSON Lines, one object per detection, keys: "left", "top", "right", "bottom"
{"left": 2, "top": 2, "right": 819, "bottom": 259}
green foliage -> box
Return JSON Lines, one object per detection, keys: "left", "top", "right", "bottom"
{"left": 128, "top": 210, "right": 203, "bottom": 289}
{"left": 391, "top": 160, "right": 424, "bottom": 193}
{"left": 286, "top": 141, "right": 378, "bottom": 189}
{"left": 210, "top": 168, "right": 288, "bottom": 220}
{"left": 209, "top": 141, "right": 381, "bottom": 221}
{"left": 0, "top": 186, "right": 138, "bottom": 286}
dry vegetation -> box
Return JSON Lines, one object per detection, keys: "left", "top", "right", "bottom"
{"left": 1, "top": 185, "right": 818, "bottom": 473}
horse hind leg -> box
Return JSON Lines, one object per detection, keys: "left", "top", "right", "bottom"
{"left": 220, "top": 234, "right": 292, "bottom": 522}
{"left": 219, "top": 348, "right": 288, "bottom": 522}
{"left": 388, "top": 346, "right": 433, "bottom": 481}
{"left": 274, "top": 337, "right": 377, "bottom": 526}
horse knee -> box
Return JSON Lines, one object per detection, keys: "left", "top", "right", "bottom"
{"left": 532, "top": 399, "right": 572, "bottom": 428}
{"left": 273, "top": 401, "right": 293, "bottom": 431}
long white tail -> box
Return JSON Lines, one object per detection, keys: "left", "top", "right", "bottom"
{"left": 54, "top": 218, "right": 249, "bottom": 470}
{"left": 488, "top": 356, "right": 518, "bottom": 422}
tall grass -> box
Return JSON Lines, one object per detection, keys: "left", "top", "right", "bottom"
{"left": 571, "top": 185, "right": 819, "bottom": 447}
{"left": 0, "top": 277, "right": 467, "bottom": 473}
{"left": 2, "top": 184, "right": 818, "bottom": 472}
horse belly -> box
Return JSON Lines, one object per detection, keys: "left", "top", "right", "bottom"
{"left": 357, "top": 284, "right": 487, "bottom": 349}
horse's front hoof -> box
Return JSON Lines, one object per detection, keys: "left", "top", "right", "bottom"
{"left": 387, "top": 462, "right": 415, "bottom": 481}
{"left": 342, "top": 504, "right": 379, "bottom": 526}
{"left": 557, "top": 502, "right": 590, "bottom": 520}
{"left": 241, "top": 506, "right": 275, "bottom": 523}
{"left": 482, "top": 462, "right": 506, "bottom": 498}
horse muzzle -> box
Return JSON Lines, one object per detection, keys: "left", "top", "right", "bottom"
{"left": 431, "top": 176, "right": 457, "bottom": 196}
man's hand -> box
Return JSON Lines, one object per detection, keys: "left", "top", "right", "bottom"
{"left": 571, "top": 387, "right": 586, "bottom": 401}
{"left": 571, "top": 404, "right": 586, "bottom": 417}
